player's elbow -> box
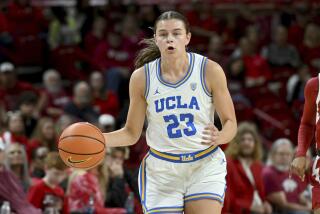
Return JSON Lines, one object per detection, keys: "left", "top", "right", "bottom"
{"left": 230, "top": 120, "right": 237, "bottom": 139}
{"left": 124, "top": 125, "right": 142, "bottom": 146}
{"left": 222, "top": 118, "right": 237, "bottom": 144}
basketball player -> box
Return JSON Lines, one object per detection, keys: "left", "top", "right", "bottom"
{"left": 290, "top": 76, "right": 320, "bottom": 214}
{"left": 104, "top": 11, "right": 237, "bottom": 214}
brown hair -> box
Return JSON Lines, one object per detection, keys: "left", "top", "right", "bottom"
{"left": 134, "top": 11, "right": 190, "bottom": 69}
{"left": 44, "top": 152, "right": 67, "bottom": 170}
{"left": 225, "top": 122, "right": 263, "bottom": 161}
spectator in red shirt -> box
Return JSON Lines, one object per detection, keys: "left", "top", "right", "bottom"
{"left": 288, "top": 8, "right": 309, "bottom": 49}
{"left": 299, "top": 23, "right": 320, "bottom": 76}
{"left": 223, "top": 122, "right": 272, "bottom": 214}
{"left": 185, "top": 2, "right": 219, "bottom": 51}
{"left": 42, "top": 69, "right": 70, "bottom": 119}
{"left": 50, "top": 42, "right": 93, "bottom": 80}
{"left": 6, "top": 0, "right": 47, "bottom": 65}
{"left": 28, "top": 152, "right": 68, "bottom": 214}
{"left": 4, "top": 143, "right": 30, "bottom": 192}
{"left": 84, "top": 15, "right": 107, "bottom": 56}
{"left": 0, "top": 62, "right": 44, "bottom": 113}
{"left": 89, "top": 71, "right": 120, "bottom": 117}
{"left": 93, "top": 30, "right": 133, "bottom": 93}
{"left": 263, "top": 138, "right": 312, "bottom": 213}
{"left": 121, "top": 14, "right": 145, "bottom": 54}
{"left": 233, "top": 37, "right": 271, "bottom": 88}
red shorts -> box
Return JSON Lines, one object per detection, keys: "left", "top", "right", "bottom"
{"left": 311, "top": 156, "right": 320, "bottom": 209}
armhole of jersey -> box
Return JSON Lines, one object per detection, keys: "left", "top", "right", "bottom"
{"left": 316, "top": 74, "right": 320, "bottom": 109}
{"left": 144, "top": 63, "right": 150, "bottom": 99}
{"left": 200, "top": 57, "right": 212, "bottom": 97}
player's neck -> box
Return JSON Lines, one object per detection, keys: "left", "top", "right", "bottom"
{"left": 161, "top": 52, "right": 188, "bottom": 75}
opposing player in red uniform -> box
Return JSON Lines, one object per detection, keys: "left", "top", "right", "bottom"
{"left": 290, "top": 76, "right": 320, "bottom": 214}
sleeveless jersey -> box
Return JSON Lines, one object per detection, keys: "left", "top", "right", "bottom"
{"left": 316, "top": 74, "right": 320, "bottom": 151}
{"left": 144, "top": 52, "right": 214, "bottom": 153}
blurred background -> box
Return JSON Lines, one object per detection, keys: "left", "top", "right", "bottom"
{"left": 0, "top": 0, "right": 319, "bottom": 213}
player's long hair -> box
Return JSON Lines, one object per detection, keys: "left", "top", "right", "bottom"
{"left": 225, "top": 122, "right": 263, "bottom": 161}
{"left": 134, "top": 11, "right": 190, "bottom": 69}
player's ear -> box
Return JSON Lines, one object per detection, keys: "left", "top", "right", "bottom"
{"left": 185, "top": 32, "right": 191, "bottom": 46}
{"left": 154, "top": 33, "right": 158, "bottom": 45}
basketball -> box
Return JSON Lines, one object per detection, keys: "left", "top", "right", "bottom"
{"left": 58, "top": 122, "right": 106, "bottom": 169}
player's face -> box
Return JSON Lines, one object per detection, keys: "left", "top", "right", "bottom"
{"left": 154, "top": 19, "right": 191, "bottom": 56}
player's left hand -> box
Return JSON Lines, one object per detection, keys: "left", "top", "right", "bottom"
{"left": 201, "top": 123, "right": 221, "bottom": 146}
{"left": 290, "top": 156, "right": 306, "bottom": 181}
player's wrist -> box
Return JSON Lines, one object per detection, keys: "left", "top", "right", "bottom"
{"left": 295, "top": 152, "right": 307, "bottom": 158}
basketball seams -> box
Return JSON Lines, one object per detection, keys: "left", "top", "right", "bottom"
{"left": 82, "top": 122, "right": 106, "bottom": 144}
{"left": 58, "top": 135, "right": 105, "bottom": 154}
{"left": 58, "top": 122, "right": 106, "bottom": 169}
{"left": 59, "top": 134, "right": 105, "bottom": 146}
{"left": 58, "top": 147, "right": 104, "bottom": 155}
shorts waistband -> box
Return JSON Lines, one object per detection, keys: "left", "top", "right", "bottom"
{"left": 149, "top": 146, "right": 219, "bottom": 163}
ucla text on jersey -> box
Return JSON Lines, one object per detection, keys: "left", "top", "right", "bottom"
{"left": 144, "top": 52, "right": 214, "bottom": 153}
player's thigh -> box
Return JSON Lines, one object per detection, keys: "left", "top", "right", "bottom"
{"left": 184, "top": 199, "right": 222, "bottom": 214}
{"left": 138, "top": 154, "right": 185, "bottom": 212}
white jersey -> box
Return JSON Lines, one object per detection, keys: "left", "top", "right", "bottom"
{"left": 144, "top": 52, "right": 214, "bottom": 153}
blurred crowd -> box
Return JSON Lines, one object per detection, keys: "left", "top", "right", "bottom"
{"left": 0, "top": 0, "right": 320, "bottom": 213}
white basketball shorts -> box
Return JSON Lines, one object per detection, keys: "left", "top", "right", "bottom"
{"left": 138, "top": 146, "right": 227, "bottom": 213}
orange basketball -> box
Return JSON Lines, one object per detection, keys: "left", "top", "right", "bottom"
{"left": 58, "top": 122, "right": 106, "bottom": 169}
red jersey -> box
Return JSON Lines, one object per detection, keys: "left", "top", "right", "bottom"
{"left": 296, "top": 77, "right": 320, "bottom": 157}
{"left": 296, "top": 76, "right": 320, "bottom": 209}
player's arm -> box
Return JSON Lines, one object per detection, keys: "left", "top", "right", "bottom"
{"left": 202, "top": 60, "right": 237, "bottom": 146}
{"left": 290, "top": 78, "right": 318, "bottom": 180}
{"left": 296, "top": 78, "right": 318, "bottom": 157}
{"left": 103, "top": 68, "right": 147, "bottom": 147}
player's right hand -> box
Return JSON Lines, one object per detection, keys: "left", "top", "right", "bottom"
{"left": 289, "top": 156, "right": 307, "bottom": 181}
